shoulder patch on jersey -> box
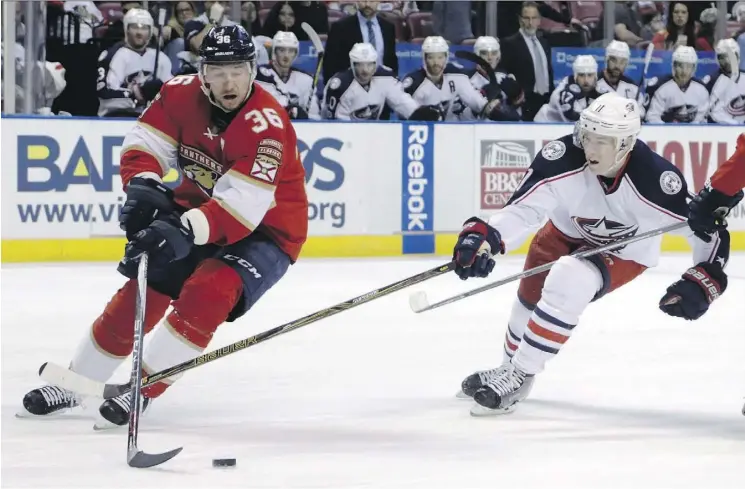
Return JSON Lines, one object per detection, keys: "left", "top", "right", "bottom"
{"left": 541, "top": 140, "right": 566, "bottom": 161}
{"left": 328, "top": 77, "right": 341, "bottom": 90}
{"left": 98, "top": 50, "right": 108, "bottom": 62}
{"left": 647, "top": 76, "right": 659, "bottom": 87}
{"left": 259, "top": 66, "right": 273, "bottom": 77}
{"left": 659, "top": 170, "right": 683, "bottom": 195}
{"left": 250, "top": 139, "right": 284, "bottom": 184}
{"left": 402, "top": 77, "right": 413, "bottom": 89}
{"left": 568, "top": 83, "right": 581, "bottom": 94}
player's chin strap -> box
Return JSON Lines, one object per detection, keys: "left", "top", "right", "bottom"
{"left": 409, "top": 221, "right": 689, "bottom": 314}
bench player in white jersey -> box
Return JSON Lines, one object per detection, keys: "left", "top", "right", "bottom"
{"left": 255, "top": 31, "right": 320, "bottom": 120}
{"left": 450, "top": 93, "right": 730, "bottom": 416}
{"left": 322, "top": 43, "right": 439, "bottom": 121}
{"left": 466, "top": 36, "right": 523, "bottom": 121}
{"left": 401, "top": 36, "right": 506, "bottom": 121}
{"left": 97, "top": 8, "right": 173, "bottom": 117}
{"left": 534, "top": 55, "right": 601, "bottom": 122}
{"left": 596, "top": 40, "right": 639, "bottom": 101}
{"left": 645, "top": 46, "right": 710, "bottom": 123}
{"left": 705, "top": 39, "right": 745, "bottom": 125}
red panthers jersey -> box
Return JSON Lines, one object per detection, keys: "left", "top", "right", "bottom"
{"left": 710, "top": 133, "right": 745, "bottom": 197}
{"left": 119, "top": 74, "right": 308, "bottom": 261}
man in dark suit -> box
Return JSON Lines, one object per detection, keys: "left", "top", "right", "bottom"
{"left": 499, "top": 1, "right": 554, "bottom": 121}
{"left": 323, "top": 0, "right": 399, "bottom": 83}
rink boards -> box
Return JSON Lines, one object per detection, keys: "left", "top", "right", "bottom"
{"left": 1, "top": 116, "right": 744, "bottom": 262}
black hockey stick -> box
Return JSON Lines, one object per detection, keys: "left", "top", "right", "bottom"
{"left": 454, "top": 50, "right": 497, "bottom": 86}
{"left": 301, "top": 22, "right": 324, "bottom": 114}
{"left": 39, "top": 262, "right": 456, "bottom": 400}
{"left": 409, "top": 221, "right": 689, "bottom": 314}
{"left": 152, "top": 8, "right": 167, "bottom": 78}
{"left": 127, "top": 253, "right": 183, "bottom": 468}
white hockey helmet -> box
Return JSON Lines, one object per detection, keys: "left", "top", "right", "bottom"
{"left": 672, "top": 45, "right": 698, "bottom": 66}
{"left": 605, "top": 40, "right": 630, "bottom": 61}
{"left": 715, "top": 38, "right": 741, "bottom": 63}
{"left": 272, "top": 31, "right": 300, "bottom": 51}
{"left": 572, "top": 55, "right": 598, "bottom": 76}
{"left": 577, "top": 92, "right": 641, "bottom": 177}
{"left": 123, "top": 8, "right": 153, "bottom": 31}
{"left": 349, "top": 42, "right": 378, "bottom": 64}
{"left": 473, "top": 36, "right": 500, "bottom": 54}
{"left": 422, "top": 36, "right": 449, "bottom": 55}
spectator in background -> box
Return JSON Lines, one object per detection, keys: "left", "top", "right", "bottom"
{"left": 323, "top": 0, "right": 398, "bottom": 83}
{"left": 696, "top": 7, "right": 718, "bottom": 52}
{"left": 63, "top": 1, "right": 103, "bottom": 43}
{"left": 162, "top": 1, "right": 196, "bottom": 74}
{"left": 637, "top": 1, "right": 665, "bottom": 41}
{"left": 432, "top": 1, "right": 473, "bottom": 44}
{"left": 598, "top": 0, "right": 648, "bottom": 48}
{"left": 732, "top": 1, "right": 745, "bottom": 69}
{"left": 241, "top": 1, "right": 262, "bottom": 35}
{"left": 263, "top": 2, "right": 329, "bottom": 40}
{"left": 499, "top": 1, "right": 553, "bottom": 121}
{"left": 497, "top": 1, "right": 582, "bottom": 40}
{"left": 652, "top": 1, "right": 696, "bottom": 50}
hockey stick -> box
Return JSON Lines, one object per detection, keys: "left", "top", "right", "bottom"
{"left": 409, "top": 221, "right": 688, "bottom": 314}
{"left": 127, "top": 253, "right": 183, "bottom": 468}
{"left": 454, "top": 50, "right": 497, "bottom": 86}
{"left": 152, "top": 8, "right": 167, "bottom": 78}
{"left": 39, "top": 262, "right": 456, "bottom": 400}
{"left": 301, "top": 22, "right": 324, "bottom": 114}
{"left": 636, "top": 43, "right": 655, "bottom": 106}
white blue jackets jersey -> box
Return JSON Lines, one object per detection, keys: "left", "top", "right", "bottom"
{"left": 596, "top": 72, "right": 639, "bottom": 101}
{"left": 402, "top": 65, "right": 488, "bottom": 121}
{"left": 644, "top": 75, "right": 710, "bottom": 123}
{"left": 534, "top": 75, "right": 601, "bottom": 122}
{"left": 97, "top": 41, "right": 173, "bottom": 116}
{"left": 254, "top": 64, "right": 321, "bottom": 119}
{"left": 322, "top": 66, "right": 418, "bottom": 120}
{"left": 704, "top": 70, "right": 745, "bottom": 125}
{"left": 487, "top": 134, "right": 727, "bottom": 269}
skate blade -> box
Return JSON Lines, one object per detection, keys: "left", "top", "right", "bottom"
{"left": 469, "top": 402, "right": 518, "bottom": 417}
{"left": 455, "top": 390, "right": 472, "bottom": 400}
{"left": 15, "top": 403, "right": 82, "bottom": 419}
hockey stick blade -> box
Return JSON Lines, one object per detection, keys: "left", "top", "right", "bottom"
{"left": 408, "top": 290, "right": 431, "bottom": 313}
{"left": 41, "top": 262, "right": 456, "bottom": 400}
{"left": 128, "top": 447, "right": 183, "bottom": 469}
{"left": 454, "top": 50, "right": 497, "bottom": 86}
{"left": 411, "top": 221, "right": 688, "bottom": 313}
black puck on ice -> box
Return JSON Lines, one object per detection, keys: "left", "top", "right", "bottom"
{"left": 212, "top": 458, "right": 237, "bottom": 468}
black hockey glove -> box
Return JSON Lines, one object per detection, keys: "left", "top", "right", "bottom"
{"left": 117, "top": 213, "right": 195, "bottom": 281}
{"left": 287, "top": 104, "right": 309, "bottom": 120}
{"left": 119, "top": 177, "right": 174, "bottom": 240}
{"left": 409, "top": 105, "right": 443, "bottom": 121}
{"left": 481, "top": 82, "right": 502, "bottom": 102}
{"left": 659, "top": 262, "right": 727, "bottom": 320}
{"left": 453, "top": 217, "right": 505, "bottom": 280}
{"left": 688, "top": 185, "right": 744, "bottom": 241}
{"left": 140, "top": 79, "right": 164, "bottom": 102}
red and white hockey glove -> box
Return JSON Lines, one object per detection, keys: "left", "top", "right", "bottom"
{"left": 659, "top": 262, "right": 728, "bottom": 320}
{"left": 453, "top": 217, "right": 505, "bottom": 280}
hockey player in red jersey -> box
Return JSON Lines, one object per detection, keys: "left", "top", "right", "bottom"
{"left": 19, "top": 25, "right": 308, "bottom": 428}
{"left": 686, "top": 133, "right": 745, "bottom": 242}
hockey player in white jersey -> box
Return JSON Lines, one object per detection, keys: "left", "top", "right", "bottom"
{"left": 596, "top": 40, "right": 640, "bottom": 101}
{"left": 450, "top": 93, "right": 730, "bottom": 416}
{"left": 706, "top": 39, "right": 745, "bottom": 125}
{"left": 322, "top": 43, "right": 439, "bottom": 121}
{"left": 645, "top": 46, "right": 709, "bottom": 123}
{"left": 97, "top": 8, "right": 172, "bottom": 117}
{"left": 467, "top": 36, "right": 523, "bottom": 120}
{"left": 401, "top": 36, "right": 507, "bottom": 121}
{"left": 534, "top": 55, "right": 601, "bottom": 122}
{"left": 255, "top": 31, "right": 320, "bottom": 120}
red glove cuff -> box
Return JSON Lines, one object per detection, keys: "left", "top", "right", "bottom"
{"left": 683, "top": 266, "right": 723, "bottom": 304}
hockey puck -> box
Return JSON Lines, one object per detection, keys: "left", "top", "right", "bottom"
{"left": 212, "top": 458, "right": 237, "bottom": 468}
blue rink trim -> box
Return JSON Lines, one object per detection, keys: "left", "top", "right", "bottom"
{"left": 402, "top": 234, "right": 435, "bottom": 255}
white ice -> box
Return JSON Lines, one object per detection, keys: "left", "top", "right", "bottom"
{"left": 2, "top": 255, "right": 745, "bottom": 488}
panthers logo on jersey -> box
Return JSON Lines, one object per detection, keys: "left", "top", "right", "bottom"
{"left": 178, "top": 145, "right": 224, "bottom": 195}
{"left": 572, "top": 216, "right": 639, "bottom": 249}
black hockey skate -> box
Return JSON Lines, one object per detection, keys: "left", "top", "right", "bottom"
{"left": 19, "top": 385, "right": 79, "bottom": 417}
{"left": 458, "top": 367, "right": 506, "bottom": 399}
{"left": 95, "top": 392, "right": 152, "bottom": 430}
{"left": 470, "top": 364, "right": 535, "bottom": 416}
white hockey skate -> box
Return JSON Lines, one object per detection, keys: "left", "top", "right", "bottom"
{"left": 470, "top": 363, "right": 534, "bottom": 416}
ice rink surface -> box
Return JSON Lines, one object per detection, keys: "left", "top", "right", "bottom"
{"left": 2, "top": 254, "right": 745, "bottom": 488}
